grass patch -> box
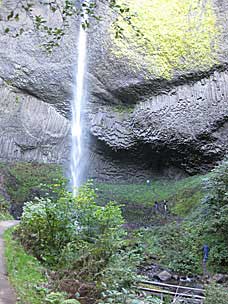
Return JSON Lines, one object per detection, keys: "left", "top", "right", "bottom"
{"left": 95, "top": 174, "right": 206, "bottom": 220}
{"left": 0, "top": 212, "right": 13, "bottom": 220}
{"left": 4, "top": 227, "right": 47, "bottom": 304}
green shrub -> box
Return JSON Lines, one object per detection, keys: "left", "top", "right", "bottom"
{"left": 16, "top": 182, "right": 145, "bottom": 302}
{"left": 17, "top": 181, "right": 126, "bottom": 270}
{"left": 138, "top": 223, "right": 202, "bottom": 275}
{"left": 205, "top": 284, "right": 228, "bottom": 304}
{"left": 17, "top": 196, "right": 77, "bottom": 264}
{"left": 45, "top": 292, "right": 80, "bottom": 304}
{"left": 199, "top": 158, "right": 228, "bottom": 270}
{"left": 0, "top": 195, "right": 13, "bottom": 220}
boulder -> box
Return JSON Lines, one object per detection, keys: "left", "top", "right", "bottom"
{"left": 156, "top": 270, "right": 172, "bottom": 282}
{"left": 212, "top": 274, "right": 228, "bottom": 283}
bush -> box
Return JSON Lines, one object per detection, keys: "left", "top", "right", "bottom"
{"left": 17, "top": 196, "right": 77, "bottom": 264}
{"left": 17, "top": 182, "right": 125, "bottom": 267}
{"left": 16, "top": 182, "right": 150, "bottom": 303}
{"left": 0, "top": 195, "right": 12, "bottom": 220}
{"left": 139, "top": 223, "right": 202, "bottom": 275}
{"left": 45, "top": 292, "right": 80, "bottom": 304}
{"left": 199, "top": 158, "right": 228, "bottom": 270}
{"left": 205, "top": 284, "right": 228, "bottom": 304}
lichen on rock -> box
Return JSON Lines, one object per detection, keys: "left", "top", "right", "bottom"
{"left": 111, "top": 0, "right": 220, "bottom": 78}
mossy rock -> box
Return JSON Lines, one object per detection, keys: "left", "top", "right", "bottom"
{"left": 111, "top": 0, "right": 219, "bottom": 78}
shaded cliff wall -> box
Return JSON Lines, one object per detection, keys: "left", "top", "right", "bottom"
{"left": 0, "top": 84, "right": 70, "bottom": 162}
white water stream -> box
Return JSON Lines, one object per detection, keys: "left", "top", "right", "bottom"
{"left": 70, "top": 12, "right": 88, "bottom": 195}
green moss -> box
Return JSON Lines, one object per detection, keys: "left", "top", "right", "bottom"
{"left": 111, "top": 0, "right": 219, "bottom": 78}
{"left": 111, "top": 104, "right": 134, "bottom": 114}
{"left": 170, "top": 186, "right": 204, "bottom": 217}
{"left": 3, "top": 162, "right": 63, "bottom": 204}
{"left": 4, "top": 227, "right": 47, "bottom": 304}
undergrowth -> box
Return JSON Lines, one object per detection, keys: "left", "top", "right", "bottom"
{"left": 133, "top": 158, "right": 228, "bottom": 275}
{"left": 4, "top": 228, "right": 81, "bottom": 304}
{"left": 0, "top": 195, "right": 13, "bottom": 220}
{"left": 4, "top": 227, "right": 47, "bottom": 304}
{"left": 95, "top": 174, "right": 206, "bottom": 224}
{"left": 4, "top": 158, "right": 228, "bottom": 302}
{"left": 2, "top": 162, "right": 63, "bottom": 204}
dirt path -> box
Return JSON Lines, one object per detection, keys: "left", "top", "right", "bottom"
{"left": 0, "top": 221, "right": 19, "bottom": 304}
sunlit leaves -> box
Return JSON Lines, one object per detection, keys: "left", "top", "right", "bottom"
{"left": 111, "top": 0, "right": 219, "bottom": 78}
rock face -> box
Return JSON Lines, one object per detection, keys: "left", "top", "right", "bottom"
{"left": 89, "top": 70, "right": 228, "bottom": 175}
{"left": 0, "top": 84, "right": 70, "bottom": 162}
{"left": 0, "top": 0, "right": 227, "bottom": 182}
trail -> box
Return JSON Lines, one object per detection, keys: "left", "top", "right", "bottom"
{"left": 0, "top": 221, "right": 19, "bottom": 304}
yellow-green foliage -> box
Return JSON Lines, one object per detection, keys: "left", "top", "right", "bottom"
{"left": 111, "top": 0, "right": 219, "bottom": 78}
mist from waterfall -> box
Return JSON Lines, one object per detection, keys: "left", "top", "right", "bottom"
{"left": 70, "top": 15, "right": 88, "bottom": 195}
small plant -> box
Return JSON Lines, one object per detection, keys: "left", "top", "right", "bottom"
{"left": 45, "top": 292, "right": 80, "bottom": 304}
{"left": 0, "top": 195, "right": 13, "bottom": 220}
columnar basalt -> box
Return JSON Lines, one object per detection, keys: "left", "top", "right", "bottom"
{"left": 0, "top": 0, "right": 227, "bottom": 182}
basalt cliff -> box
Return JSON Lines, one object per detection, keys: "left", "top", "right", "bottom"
{"left": 0, "top": 0, "right": 227, "bottom": 182}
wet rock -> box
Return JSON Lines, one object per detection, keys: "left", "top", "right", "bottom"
{"left": 212, "top": 274, "right": 228, "bottom": 283}
{"left": 179, "top": 276, "right": 194, "bottom": 283}
{"left": 173, "top": 275, "right": 179, "bottom": 281}
{"left": 156, "top": 270, "right": 172, "bottom": 282}
{"left": 89, "top": 70, "right": 228, "bottom": 179}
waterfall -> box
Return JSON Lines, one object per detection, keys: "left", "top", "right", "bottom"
{"left": 70, "top": 10, "right": 88, "bottom": 195}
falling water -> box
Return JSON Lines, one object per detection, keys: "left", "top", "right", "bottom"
{"left": 70, "top": 12, "right": 88, "bottom": 195}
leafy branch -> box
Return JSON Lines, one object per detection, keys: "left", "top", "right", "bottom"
{"left": 2, "top": 0, "right": 147, "bottom": 52}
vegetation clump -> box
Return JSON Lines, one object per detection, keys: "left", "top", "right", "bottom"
{"left": 112, "top": 0, "right": 219, "bottom": 78}
{"left": 134, "top": 158, "right": 228, "bottom": 275}
{"left": 0, "top": 195, "right": 13, "bottom": 220}
{"left": 15, "top": 182, "right": 145, "bottom": 303}
{"left": 205, "top": 283, "right": 228, "bottom": 304}
{"left": 4, "top": 163, "right": 63, "bottom": 205}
